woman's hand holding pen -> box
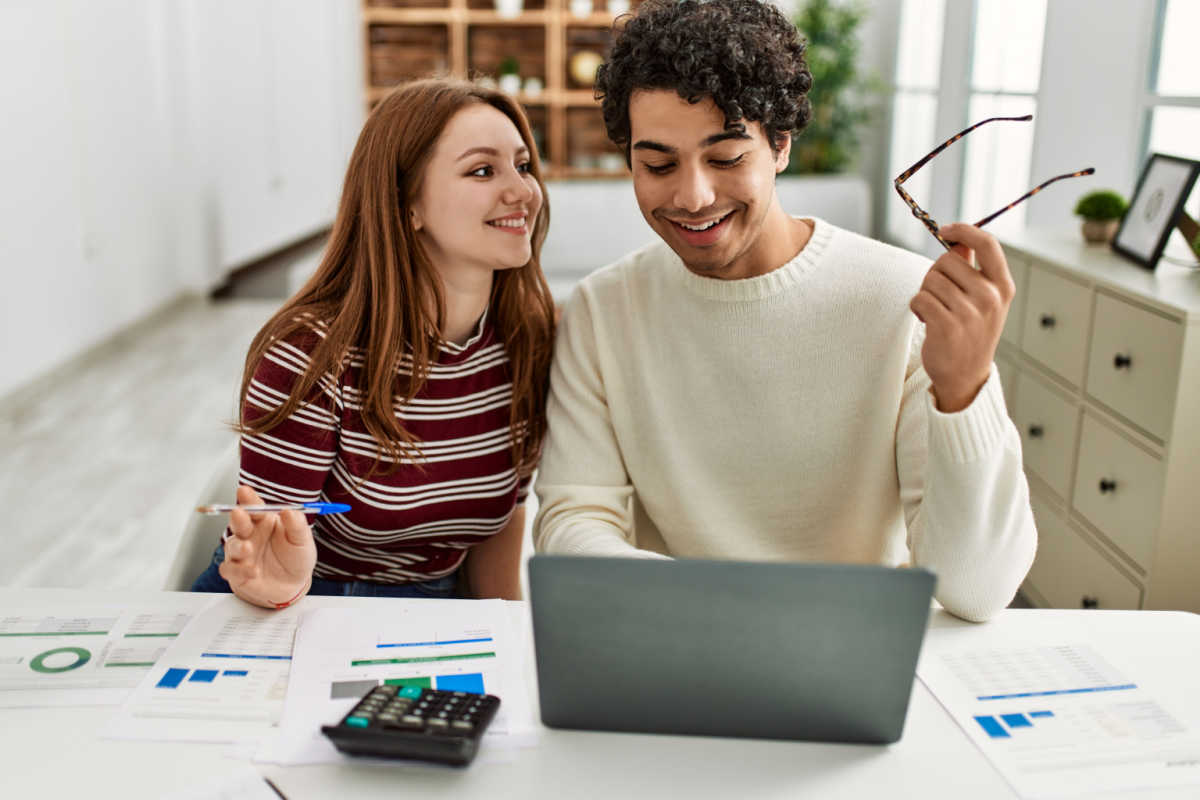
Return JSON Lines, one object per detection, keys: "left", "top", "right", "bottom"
{"left": 218, "top": 485, "right": 317, "bottom": 609}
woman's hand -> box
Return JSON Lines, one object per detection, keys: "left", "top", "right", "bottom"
{"left": 218, "top": 485, "right": 317, "bottom": 608}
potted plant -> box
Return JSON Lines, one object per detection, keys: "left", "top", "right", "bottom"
{"left": 497, "top": 56, "right": 522, "bottom": 96}
{"left": 783, "top": 0, "right": 882, "bottom": 175}
{"left": 1074, "top": 189, "right": 1128, "bottom": 244}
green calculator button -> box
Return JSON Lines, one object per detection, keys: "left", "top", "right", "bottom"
{"left": 398, "top": 686, "right": 423, "bottom": 699}
{"left": 346, "top": 716, "right": 370, "bottom": 728}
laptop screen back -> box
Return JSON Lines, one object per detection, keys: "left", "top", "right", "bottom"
{"left": 528, "top": 555, "right": 935, "bottom": 744}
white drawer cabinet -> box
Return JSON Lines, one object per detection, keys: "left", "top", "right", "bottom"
{"left": 1020, "top": 265, "right": 1092, "bottom": 387}
{"left": 1012, "top": 372, "right": 1079, "bottom": 501}
{"left": 1086, "top": 293, "right": 1184, "bottom": 441}
{"left": 999, "top": 229, "right": 1200, "bottom": 612}
{"left": 1026, "top": 497, "right": 1142, "bottom": 610}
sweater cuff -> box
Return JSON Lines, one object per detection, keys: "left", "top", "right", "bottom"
{"left": 925, "top": 366, "right": 1010, "bottom": 464}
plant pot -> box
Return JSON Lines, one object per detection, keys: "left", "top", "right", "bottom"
{"left": 495, "top": 0, "right": 523, "bottom": 19}
{"left": 1081, "top": 218, "right": 1119, "bottom": 244}
{"left": 498, "top": 73, "right": 522, "bottom": 95}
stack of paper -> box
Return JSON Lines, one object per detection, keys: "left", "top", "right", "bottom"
{"left": 104, "top": 595, "right": 304, "bottom": 744}
{"left": 101, "top": 593, "right": 538, "bottom": 764}
{"left": 255, "top": 598, "right": 536, "bottom": 765}
{"left": 918, "top": 618, "right": 1200, "bottom": 798}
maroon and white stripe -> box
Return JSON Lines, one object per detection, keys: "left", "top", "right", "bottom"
{"left": 237, "top": 313, "right": 528, "bottom": 584}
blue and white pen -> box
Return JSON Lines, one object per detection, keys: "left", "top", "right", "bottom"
{"left": 195, "top": 502, "right": 351, "bottom": 515}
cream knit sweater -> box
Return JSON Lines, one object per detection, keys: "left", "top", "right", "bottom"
{"left": 533, "top": 218, "right": 1036, "bottom": 621}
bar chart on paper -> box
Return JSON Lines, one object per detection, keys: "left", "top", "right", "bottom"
{"left": 329, "top": 626, "right": 498, "bottom": 700}
{"left": 105, "top": 598, "right": 302, "bottom": 743}
{"left": 255, "top": 600, "right": 537, "bottom": 766}
{"left": 328, "top": 628, "right": 496, "bottom": 699}
{"left": 920, "top": 640, "right": 1200, "bottom": 798}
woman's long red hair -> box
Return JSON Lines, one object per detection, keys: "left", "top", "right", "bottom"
{"left": 236, "top": 78, "right": 556, "bottom": 477}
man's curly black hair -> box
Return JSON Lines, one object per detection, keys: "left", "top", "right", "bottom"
{"left": 595, "top": 0, "right": 812, "bottom": 164}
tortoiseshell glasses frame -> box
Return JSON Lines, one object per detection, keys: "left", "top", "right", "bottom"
{"left": 894, "top": 114, "right": 1094, "bottom": 250}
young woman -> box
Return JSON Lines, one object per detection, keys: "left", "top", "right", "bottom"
{"left": 190, "top": 78, "right": 555, "bottom": 607}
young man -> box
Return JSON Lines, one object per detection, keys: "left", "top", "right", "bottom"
{"left": 533, "top": 0, "right": 1036, "bottom": 621}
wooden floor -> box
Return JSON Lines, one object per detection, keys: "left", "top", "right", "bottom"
{"left": 0, "top": 297, "right": 278, "bottom": 590}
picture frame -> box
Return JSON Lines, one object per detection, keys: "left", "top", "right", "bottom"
{"left": 1112, "top": 153, "right": 1200, "bottom": 270}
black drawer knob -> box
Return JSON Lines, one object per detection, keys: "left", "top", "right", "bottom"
{"left": 1028, "top": 424, "right": 1044, "bottom": 438}
{"left": 1039, "top": 314, "right": 1056, "bottom": 328}
{"left": 1113, "top": 353, "right": 1132, "bottom": 369}
{"left": 1081, "top": 596, "right": 1099, "bottom": 609}
{"left": 1099, "top": 478, "right": 1118, "bottom": 494}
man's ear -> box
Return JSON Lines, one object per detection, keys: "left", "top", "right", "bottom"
{"left": 774, "top": 132, "right": 792, "bottom": 173}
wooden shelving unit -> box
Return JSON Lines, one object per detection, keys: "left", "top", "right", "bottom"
{"left": 363, "top": 0, "right": 639, "bottom": 179}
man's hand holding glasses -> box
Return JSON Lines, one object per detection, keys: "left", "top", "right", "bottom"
{"left": 896, "top": 115, "right": 1094, "bottom": 412}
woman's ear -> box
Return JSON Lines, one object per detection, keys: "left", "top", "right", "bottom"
{"left": 409, "top": 207, "right": 423, "bottom": 231}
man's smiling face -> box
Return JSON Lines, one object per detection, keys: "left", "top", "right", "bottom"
{"left": 628, "top": 89, "right": 793, "bottom": 280}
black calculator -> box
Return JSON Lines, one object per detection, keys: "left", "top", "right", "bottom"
{"left": 321, "top": 684, "right": 501, "bottom": 766}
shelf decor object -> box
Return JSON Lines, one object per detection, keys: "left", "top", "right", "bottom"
{"left": 1111, "top": 153, "right": 1200, "bottom": 270}
{"left": 1073, "top": 190, "right": 1128, "bottom": 245}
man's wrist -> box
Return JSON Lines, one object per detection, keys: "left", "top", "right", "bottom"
{"left": 930, "top": 372, "right": 990, "bottom": 413}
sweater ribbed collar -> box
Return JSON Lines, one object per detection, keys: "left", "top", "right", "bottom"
{"left": 672, "top": 216, "right": 832, "bottom": 302}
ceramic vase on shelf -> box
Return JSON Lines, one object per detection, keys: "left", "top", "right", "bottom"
{"left": 522, "top": 76, "right": 544, "bottom": 97}
{"left": 498, "top": 72, "right": 523, "bottom": 96}
{"left": 495, "top": 0, "right": 523, "bottom": 19}
{"left": 1081, "top": 218, "right": 1119, "bottom": 244}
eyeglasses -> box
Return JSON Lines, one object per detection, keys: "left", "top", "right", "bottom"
{"left": 894, "top": 114, "right": 1094, "bottom": 250}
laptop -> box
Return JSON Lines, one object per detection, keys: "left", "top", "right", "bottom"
{"left": 528, "top": 555, "right": 935, "bottom": 744}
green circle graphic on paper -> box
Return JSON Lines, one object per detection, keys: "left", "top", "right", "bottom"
{"left": 29, "top": 646, "right": 91, "bottom": 673}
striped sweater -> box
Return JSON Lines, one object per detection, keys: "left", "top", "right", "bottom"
{"left": 238, "top": 311, "right": 529, "bottom": 584}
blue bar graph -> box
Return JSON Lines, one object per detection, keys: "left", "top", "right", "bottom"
{"left": 201, "top": 652, "right": 290, "bottom": 661}
{"left": 156, "top": 668, "right": 189, "bottom": 689}
{"left": 977, "top": 683, "right": 1136, "bottom": 701}
{"left": 975, "top": 715, "right": 1011, "bottom": 739}
{"left": 156, "top": 667, "right": 249, "bottom": 688}
{"left": 436, "top": 672, "right": 485, "bottom": 694}
{"left": 1001, "top": 713, "right": 1032, "bottom": 728}
{"left": 378, "top": 637, "right": 493, "bottom": 649}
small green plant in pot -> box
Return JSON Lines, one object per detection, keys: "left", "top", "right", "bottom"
{"left": 497, "top": 56, "right": 522, "bottom": 96}
{"left": 1074, "top": 190, "right": 1128, "bottom": 244}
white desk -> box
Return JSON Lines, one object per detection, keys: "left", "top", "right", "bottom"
{"left": 3, "top": 588, "right": 1199, "bottom": 800}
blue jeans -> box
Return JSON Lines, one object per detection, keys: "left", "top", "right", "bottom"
{"left": 190, "top": 544, "right": 461, "bottom": 598}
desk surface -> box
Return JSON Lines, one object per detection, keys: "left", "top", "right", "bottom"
{"left": 3, "top": 588, "right": 1199, "bottom": 800}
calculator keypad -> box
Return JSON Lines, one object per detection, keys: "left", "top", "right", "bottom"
{"left": 343, "top": 686, "right": 500, "bottom": 737}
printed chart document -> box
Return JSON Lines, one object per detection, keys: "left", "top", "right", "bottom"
{"left": 918, "top": 615, "right": 1200, "bottom": 798}
{"left": 0, "top": 596, "right": 207, "bottom": 707}
{"left": 256, "top": 599, "right": 536, "bottom": 765}
{"left": 104, "top": 595, "right": 303, "bottom": 744}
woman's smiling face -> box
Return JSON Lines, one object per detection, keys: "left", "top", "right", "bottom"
{"left": 410, "top": 102, "right": 543, "bottom": 278}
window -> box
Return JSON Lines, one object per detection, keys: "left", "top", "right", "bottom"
{"left": 959, "top": 0, "right": 1047, "bottom": 238}
{"left": 1147, "top": 0, "right": 1200, "bottom": 217}
{"left": 885, "top": 0, "right": 945, "bottom": 251}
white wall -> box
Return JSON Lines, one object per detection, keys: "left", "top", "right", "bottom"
{"left": 1030, "top": 0, "right": 1160, "bottom": 230}
{"left": 0, "top": 0, "right": 362, "bottom": 400}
